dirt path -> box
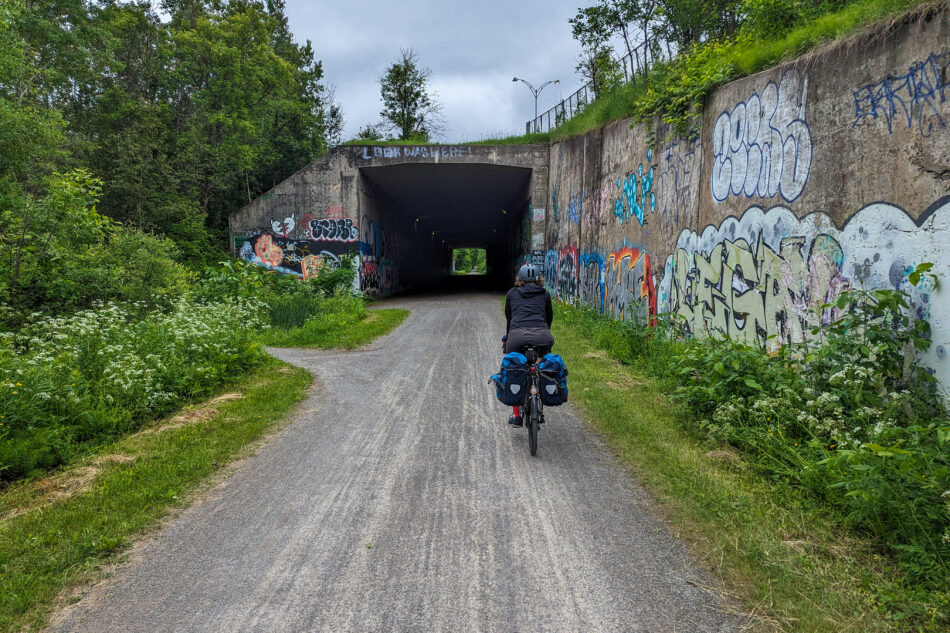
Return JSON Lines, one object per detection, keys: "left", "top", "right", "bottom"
{"left": 50, "top": 294, "right": 740, "bottom": 633}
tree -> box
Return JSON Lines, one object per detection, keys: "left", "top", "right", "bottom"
{"left": 379, "top": 49, "right": 443, "bottom": 141}
{"left": 571, "top": 1, "right": 669, "bottom": 84}
{"left": 354, "top": 123, "right": 386, "bottom": 142}
{"left": 655, "top": 0, "right": 741, "bottom": 48}
{"left": 575, "top": 45, "right": 624, "bottom": 98}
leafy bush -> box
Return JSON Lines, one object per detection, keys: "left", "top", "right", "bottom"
{"left": 0, "top": 170, "right": 194, "bottom": 327}
{"left": 668, "top": 271, "right": 949, "bottom": 590}
{"left": 195, "top": 257, "right": 358, "bottom": 329}
{"left": 556, "top": 263, "right": 949, "bottom": 596}
{"left": 0, "top": 298, "right": 266, "bottom": 483}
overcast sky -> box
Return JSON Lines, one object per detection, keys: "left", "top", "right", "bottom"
{"left": 282, "top": 0, "right": 587, "bottom": 143}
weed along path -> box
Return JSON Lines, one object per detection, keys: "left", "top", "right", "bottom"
{"left": 50, "top": 294, "right": 741, "bottom": 633}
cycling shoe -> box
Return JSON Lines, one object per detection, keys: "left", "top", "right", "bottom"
{"left": 507, "top": 415, "right": 523, "bottom": 427}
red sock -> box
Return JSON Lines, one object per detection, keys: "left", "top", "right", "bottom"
{"left": 512, "top": 406, "right": 520, "bottom": 417}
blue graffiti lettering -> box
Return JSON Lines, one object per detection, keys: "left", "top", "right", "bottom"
{"left": 852, "top": 51, "right": 949, "bottom": 136}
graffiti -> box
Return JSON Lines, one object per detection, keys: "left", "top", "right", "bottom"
{"left": 359, "top": 215, "right": 398, "bottom": 296}
{"left": 567, "top": 190, "right": 584, "bottom": 224}
{"left": 711, "top": 69, "right": 812, "bottom": 204}
{"left": 544, "top": 249, "right": 559, "bottom": 294}
{"left": 655, "top": 139, "right": 702, "bottom": 229}
{"left": 557, "top": 247, "right": 579, "bottom": 302}
{"left": 613, "top": 150, "right": 655, "bottom": 225}
{"left": 585, "top": 183, "right": 610, "bottom": 228}
{"left": 305, "top": 217, "right": 359, "bottom": 242}
{"left": 300, "top": 253, "right": 340, "bottom": 280}
{"left": 360, "top": 145, "right": 473, "bottom": 160}
{"left": 533, "top": 207, "right": 546, "bottom": 221}
{"left": 605, "top": 247, "right": 656, "bottom": 325}
{"left": 269, "top": 215, "right": 296, "bottom": 238}
{"left": 659, "top": 203, "right": 949, "bottom": 357}
{"left": 852, "top": 51, "right": 949, "bottom": 136}
{"left": 253, "top": 234, "right": 284, "bottom": 267}
{"left": 531, "top": 249, "right": 544, "bottom": 266}
{"left": 580, "top": 252, "right": 605, "bottom": 313}
{"left": 241, "top": 231, "right": 351, "bottom": 280}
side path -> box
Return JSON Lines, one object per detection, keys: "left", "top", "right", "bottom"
{"left": 50, "top": 294, "right": 740, "bottom": 633}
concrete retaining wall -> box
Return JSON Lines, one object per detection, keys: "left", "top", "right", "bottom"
{"left": 541, "top": 10, "right": 950, "bottom": 389}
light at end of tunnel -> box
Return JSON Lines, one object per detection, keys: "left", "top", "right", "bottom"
{"left": 492, "top": 228, "right": 497, "bottom": 233}
{"left": 501, "top": 209, "right": 507, "bottom": 215}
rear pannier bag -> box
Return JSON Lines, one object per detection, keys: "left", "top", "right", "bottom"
{"left": 491, "top": 352, "right": 528, "bottom": 406}
{"left": 538, "top": 353, "right": 569, "bottom": 406}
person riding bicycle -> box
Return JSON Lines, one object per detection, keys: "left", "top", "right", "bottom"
{"left": 502, "top": 263, "right": 554, "bottom": 427}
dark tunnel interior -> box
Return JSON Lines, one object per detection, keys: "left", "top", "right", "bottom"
{"left": 358, "top": 163, "right": 533, "bottom": 294}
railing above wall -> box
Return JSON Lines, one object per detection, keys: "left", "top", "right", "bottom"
{"left": 525, "top": 40, "right": 658, "bottom": 135}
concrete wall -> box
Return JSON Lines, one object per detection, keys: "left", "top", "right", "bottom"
{"left": 541, "top": 10, "right": 950, "bottom": 388}
{"left": 231, "top": 144, "right": 549, "bottom": 297}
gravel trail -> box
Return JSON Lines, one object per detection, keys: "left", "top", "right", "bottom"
{"left": 50, "top": 293, "right": 740, "bottom": 633}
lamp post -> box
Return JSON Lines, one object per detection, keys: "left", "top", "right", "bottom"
{"left": 512, "top": 77, "right": 560, "bottom": 122}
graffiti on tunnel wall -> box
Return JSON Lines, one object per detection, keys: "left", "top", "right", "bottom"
{"left": 606, "top": 247, "right": 657, "bottom": 325}
{"left": 359, "top": 214, "right": 399, "bottom": 296}
{"left": 658, "top": 202, "right": 949, "bottom": 356}
{"left": 655, "top": 139, "right": 702, "bottom": 230}
{"left": 240, "top": 231, "right": 353, "bottom": 280}
{"left": 710, "top": 69, "right": 812, "bottom": 204}
{"left": 304, "top": 217, "right": 359, "bottom": 242}
{"left": 557, "top": 247, "right": 579, "bottom": 301}
{"left": 613, "top": 150, "right": 655, "bottom": 226}
{"left": 852, "top": 50, "right": 949, "bottom": 136}
{"left": 580, "top": 252, "right": 605, "bottom": 313}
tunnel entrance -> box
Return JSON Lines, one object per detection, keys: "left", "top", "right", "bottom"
{"left": 358, "top": 163, "right": 533, "bottom": 295}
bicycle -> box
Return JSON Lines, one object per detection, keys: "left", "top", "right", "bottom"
{"left": 520, "top": 345, "right": 545, "bottom": 456}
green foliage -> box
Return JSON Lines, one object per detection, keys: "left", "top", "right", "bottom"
{"left": 379, "top": 49, "right": 443, "bottom": 141}
{"left": 554, "top": 304, "right": 949, "bottom": 632}
{"left": 0, "top": 356, "right": 312, "bottom": 633}
{"left": 453, "top": 248, "right": 487, "bottom": 274}
{"left": 552, "top": 0, "right": 924, "bottom": 139}
{"left": 0, "top": 170, "right": 193, "bottom": 325}
{"left": 0, "top": 299, "right": 267, "bottom": 483}
{"left": 554, "top": 263, "right": 949, "bottom": 613}
{"left": 3, "top": 0, "right": 342, "bottom": 262}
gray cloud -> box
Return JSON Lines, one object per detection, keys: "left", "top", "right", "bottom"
{"left": 286, "top": 0, "right": 585, "bottom": 142}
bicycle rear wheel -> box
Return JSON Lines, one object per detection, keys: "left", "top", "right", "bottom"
{"left": 528, "top": 396, "right": 539, "bottom": 456}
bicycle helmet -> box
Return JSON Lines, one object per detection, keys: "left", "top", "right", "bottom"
{"left": 518, "top": 263, "right": 539, "bottom": 282}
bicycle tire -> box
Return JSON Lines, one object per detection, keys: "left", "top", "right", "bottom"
{"left": 528, "top": 395, "right": 539, "bottom": 456}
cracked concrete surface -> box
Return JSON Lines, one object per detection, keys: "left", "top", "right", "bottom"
{"left": 49, "top": 294, "right": 742, "bottom": 633}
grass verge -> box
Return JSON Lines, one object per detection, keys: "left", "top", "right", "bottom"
{"left": 0, "top": 356, "right": 312, "bottom": 633}
{"left": 552, "top": 315, "right": 943, "bottom": 632}
{"left": 261, "top": 307, "right": 409, "bottom": 349}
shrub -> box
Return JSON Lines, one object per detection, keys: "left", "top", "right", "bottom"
{"left": 0, "top": 298, "right": 266, "bottom": 483}
{"left": 0, "top": 170, "right": 194, "bottom": 326}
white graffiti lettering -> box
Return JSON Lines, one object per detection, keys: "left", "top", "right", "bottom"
{"left": 711, "top": 70, "right": 812, "bottom": 204}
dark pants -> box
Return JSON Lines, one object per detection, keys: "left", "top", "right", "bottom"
{"left": 505, "top": 327, "right": 554, "bottom": 357}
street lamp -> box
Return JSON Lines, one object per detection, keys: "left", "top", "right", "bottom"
{"left": 512, "top": 77, "right": 560, "bottom": 121}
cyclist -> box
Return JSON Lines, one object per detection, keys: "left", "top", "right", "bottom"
{"left": 502, "top": 263, "right": 554, "bottom": 427}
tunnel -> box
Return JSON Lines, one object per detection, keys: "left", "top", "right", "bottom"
{"left": 357, "top": 162, "right": 534, "bottom": 295}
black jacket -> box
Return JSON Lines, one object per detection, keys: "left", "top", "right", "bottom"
{"left": 505, "top": 284, "right": 553, "bottom": 333}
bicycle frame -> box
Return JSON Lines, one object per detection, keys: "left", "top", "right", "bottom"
{"left": 522, "top": 346, "right": 543, "bottom": 456}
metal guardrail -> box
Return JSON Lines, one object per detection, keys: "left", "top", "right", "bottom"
{"left": 525, "top": 40, "right": 655, "bottom": 135}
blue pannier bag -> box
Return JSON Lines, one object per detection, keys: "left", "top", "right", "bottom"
{"left": 490, "top": 352, "right": 528, "bottom": 406}
{"left": 538, "top": 354, "right": 568, "bottom": 406}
